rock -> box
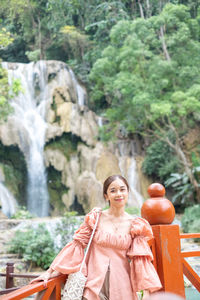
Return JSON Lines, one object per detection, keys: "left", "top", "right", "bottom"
{"left": 0, "top": 211, "right": 7, "bottom": 219}
{"left": 45, "top": 123, "right": 63, "bottom": 141}
{"left": 0, "top": 61, "right": 147, "bottom": 216}
{"left": 46, "top": 109, "right": 56, "bottom": 123}
{"left": 45, "top": 149, "right": 67, "bottom": 172}
{"left": 57, "top": 102, "right": 72, "bottom": 132}
{"left": 95, "top": 151, "right": 121, "bottom": 183}
{"left": 0, "top": 166, "right": 5, "bottom": 182}
{"left": 76, "top": 171, "right": 104, "bottom": 211}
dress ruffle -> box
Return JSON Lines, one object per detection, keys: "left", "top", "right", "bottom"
{"left": 128, "top": 217, "right": 162, "bottom": 293}
{"left": 130, "top": 217, "right": 153, "bottom": 239}
{"left": 50, "top": 240, "right": 85, "bottom": 274}
{"left": 130, "top": 256, "right": 162, "bottom": 292}
{"left": 127, "top": 217, "right": 153, "bottom": 259}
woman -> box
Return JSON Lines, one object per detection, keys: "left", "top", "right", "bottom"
{"left": 31, "top": 174, "right": 162, "bottom": 299}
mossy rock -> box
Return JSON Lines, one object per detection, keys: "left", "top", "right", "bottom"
{"left": 47, "top": 166, "right": 68, "bottom": 215}
{"left": 0, "top": 142, "right": 27, "bottom": 205}
{"left": 45, "top": 133, "right": 81, "bottom": 161}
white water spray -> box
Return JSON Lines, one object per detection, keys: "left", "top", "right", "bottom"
{"left": 0, "top": 182, "right": 17, "bottom": 217}
{"left": 118, "top": 141, "right": 144, "bottom": 208}
{"left": 2, "top": 61, "right": 49, "bottom": 217}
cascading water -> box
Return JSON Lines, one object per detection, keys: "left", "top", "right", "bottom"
{"left": 69, "top": 69, "right": 86, "bottom": 106}
{"left": 117, "top": 141, "right": 144, "bottom": 208}
{"left": 0, "top": 182, "right": 17, "bottom": 217}
{"left": 127, "top": 158, "right": 144, "bottom": 207}
{"left": 2, "top": 61, "right": 49, "bottom": 217}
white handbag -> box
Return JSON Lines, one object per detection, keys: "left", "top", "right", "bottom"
{"left": 61, "top": 210, "right": 100, "bottom": 300}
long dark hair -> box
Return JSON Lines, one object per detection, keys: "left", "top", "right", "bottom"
{"left": 103, "top": 174, "right": 129, "bottom": 198}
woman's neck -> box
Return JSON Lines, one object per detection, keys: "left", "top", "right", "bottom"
{"left": 108, "top": 206, "right": 126, "bottom": 218}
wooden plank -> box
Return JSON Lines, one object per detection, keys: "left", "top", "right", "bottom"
{"left": 0, "top": 275, "right": 66, "bottom": 300}
{"left": 181, "top": 251, "right": 200, "bottom": 258}
{"left": 182, "top": 258, "right": 200, "bottom": 292}
{"left": 180, "top": 233, "right": 200, "bottom": 239}
{"left": 41, "top": 284, "right": 55, "bottom": 300}
{"left": 55, "top": 283, "right": 62, "bottom": 300}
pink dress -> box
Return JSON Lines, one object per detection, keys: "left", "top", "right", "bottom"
{"left": 50, "top": 208, "right": 162, "bottom": 300}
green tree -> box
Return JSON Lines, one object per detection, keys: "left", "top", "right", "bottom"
{"left": 0, "top": 28, "right": 15, "bottom": 121}
{"left": 90, "top": 3, "right": 200, "bottom": 202}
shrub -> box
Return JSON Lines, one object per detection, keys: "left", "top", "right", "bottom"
{"left": 7, "top": 224, "right": 56, "bottom": 270}
{"left": 181, "top": 204, "right": 200, "bottom": 234}
{"left": 165, "top": 166, "right": 200, "bottom": 205}
{"left": 142, "top": 139, "right": 181, "bottom": 182}
{"left": 125, "top": 206, "right": 140, "bottom": 215}
{"left": 55, "top": 211, "right": 84, "bottom": 251}
{"left": 11, "top": 206, "right": 35, "bottom": 219}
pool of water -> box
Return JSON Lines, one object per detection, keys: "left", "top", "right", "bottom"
{"left": 185, "top": 287, "right": 200, "bottom": 300}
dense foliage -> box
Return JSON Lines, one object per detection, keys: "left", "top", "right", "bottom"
{"left": 181, "top": 204, "right": 200, "bottom": 236}
{"left": 8, "top": 224, "right": 56, "bottom": 269}
{"left": 89, "top": 3, "right": 200, "bottom": 204}
{"left": 1, "top": 0, "right": 200, "bottom": 205}
{"left": 7, "top": 213, "right": 84, "bottom": 269}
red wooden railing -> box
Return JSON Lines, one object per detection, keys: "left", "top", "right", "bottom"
{"left": 180, "top": 233, "right": 200, "bottom": 292}
{"left": 0, "top": 228, "right": 199, "bottom": 299}
{"left": 0, "top": 274, "right": 67, "bottom": 300}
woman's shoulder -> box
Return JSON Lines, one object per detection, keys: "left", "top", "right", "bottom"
{"left": 84, "top": 207, "right": 102, "bottom": 228}
{"left": 130, "top": 216, "right": 153, "bottom": 238}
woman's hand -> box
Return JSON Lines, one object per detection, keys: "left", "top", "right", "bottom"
{"left": 30, "top": 271, "right": 51, "bottom": 287}
{"left": 30, "top": 269, "right": 61, "bottom": 287}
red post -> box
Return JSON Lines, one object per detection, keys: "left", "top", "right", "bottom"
{"left": 141, "top": 183, "right": 185, "bottom": 298}
{"left": 6, "top": 262, "right": 14, "bottom": 289}
{"left": 152, "top": 224, "right": 185, "bottom": 298}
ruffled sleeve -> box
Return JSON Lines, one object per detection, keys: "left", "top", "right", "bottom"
{"left": 50, "top": 207, "right": 101, "bottom": 275}
{"left": 127, "top": 217, "right": 162, "bottom": 293}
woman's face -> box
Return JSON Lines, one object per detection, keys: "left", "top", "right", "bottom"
{"left": 104, "top": 178, "right": 129, "bottom": 208}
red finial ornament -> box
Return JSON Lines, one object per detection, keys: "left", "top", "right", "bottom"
{"left": 141, "top": 183, "right": 175, "bottom": 225}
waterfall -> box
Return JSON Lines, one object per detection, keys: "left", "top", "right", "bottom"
{"left": 2, "top": 61, "right": 49, "bottom": 217}
{"left": 69, "top": 69, "right": 86, "bottom": 106}
{"left": 0, "top": 182, "right": 17, "bottom": 217}
{"left": 127, "top": 158, "right": 144, "bottom": 207}
{"left": 117, "top": 141, "right": 144, "bottom": 208}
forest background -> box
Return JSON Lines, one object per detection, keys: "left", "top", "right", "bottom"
{"left": 0, "top": 0, "right": 200, "bottom": 224}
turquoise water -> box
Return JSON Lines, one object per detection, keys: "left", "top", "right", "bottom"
{"left": 185, "top": 288, "right": 200, "bottom": 300}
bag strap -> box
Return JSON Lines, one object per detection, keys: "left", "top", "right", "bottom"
{"left": 80, "top": 209, "right": 100, "bottom": 272}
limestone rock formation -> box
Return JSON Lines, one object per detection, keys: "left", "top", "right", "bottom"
{"left": 0, "top": 60, "right": 149, "bottom": 216}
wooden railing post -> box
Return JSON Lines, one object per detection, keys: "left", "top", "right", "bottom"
{"left": 152, "top": 224, "right": 185, "bottom": 297}
{"left": 6, "top": 262, "right": 14, "bottom": 289}
{"left": 141, "top": 183, "right": 185, "bottom": 299}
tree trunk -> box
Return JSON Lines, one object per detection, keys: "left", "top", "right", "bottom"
{"left": 174, "top": 143, "right": 200, "bottom": 203}
{"left": 146, "top": 0, "right": 151, "bottom": 17}
{"left": 37, "top": 17, "right": 43, "bottom": 60}
{"left": 164, "top": 133, "right": 200, "bottom": 203}
{"left": 138, "top": 0, "right": 145, "bottom": 18}
{"left": 159, "top": 25, "right": 171, "bottom": 62}
{"left": 149, "top": 119, "right": 200, "bottom": 203}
